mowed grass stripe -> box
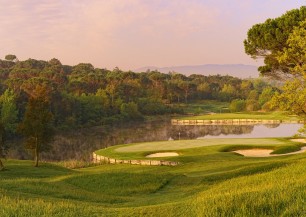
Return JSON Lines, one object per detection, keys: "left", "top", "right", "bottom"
{"left": 114, "top": 138, "right": 287, "bottom": 153}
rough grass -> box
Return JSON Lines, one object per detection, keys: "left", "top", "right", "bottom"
{"left": 65, "top": 173, "right": 170, "bottom": 196}
{"left": 270, "top": 145, "right": 302, "bottom": 154}
{"left": 1, "top": 138, "right": 306, "bottom": 217}
{"left": 192, "top": 158, "right": 306, "bottom": 217}
{"left": 0, "top": 195, "right": 96, "bottom": 217}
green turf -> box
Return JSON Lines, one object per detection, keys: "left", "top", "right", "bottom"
{"left": 1, "top": 138, "right": 306, "bottom": 216}
{"left": 177, "top": 111, "right": 300, "bottom": 120}
{"left": 178, "top": 100, "right": 229, "bottom": 114}
{"left": 111, "top": 138, "right": 287, "bottom": 153}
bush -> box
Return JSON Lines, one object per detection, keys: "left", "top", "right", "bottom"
{"left": 229, "top": 99, "right": 246, "bottom": 112}
{"left": 120, "top": 102, "right": 143, "bottom": 120}
{"left": 137, "top": 98, "right": 170, "bottom": 115}
{"left": 246, "top": 99, "right": 261, "bottom": 111}
{"left": 261, "top": 102, "right": 273, "bottom": 111}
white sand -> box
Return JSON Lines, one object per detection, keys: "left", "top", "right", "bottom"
{"left": 233, "top": 149, "right": 273, "bottom": 157}
{"left": 233, "top": 147, "right": 306, "bottom": 157}
{"left": 146, "top": 152, "right": 179, "bottom": 158}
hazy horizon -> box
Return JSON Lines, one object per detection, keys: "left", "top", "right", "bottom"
{"left": 0, "top": 1, "right": 304, "bottom": 71}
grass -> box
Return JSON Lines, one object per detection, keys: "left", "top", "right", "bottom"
{"left": 1, "top": 137, "right": 306, "bottom": 216}
{"left": 177, "top": 100, "right": 229, "bottom": 114}
{"left": 270, "top": 145, "right": 302, "bottom": 154}
{"left": 97, "top": 138, "right": 288, "bottom": 157}
{"left": 174, "top": 100, "right": 300, "bottom": 121}
{"left": 177, "top": 111, "right": 301, "bottom": 121}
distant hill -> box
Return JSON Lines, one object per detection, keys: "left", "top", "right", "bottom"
{"left": 134, "top": 64, "right": 259, "bottom": 79}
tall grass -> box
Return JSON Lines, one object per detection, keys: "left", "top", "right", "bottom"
{"left": 192, "top": 159, "right": 306, "bottom": 217}
{"left": 0, "top": 195, "right": 96, "bottom": 217}
{"left": 51, "top": 160, "right": 97, "bottom": 169}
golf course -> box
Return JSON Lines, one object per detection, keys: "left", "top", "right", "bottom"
{"left": 1, "top": 3, "right": 306, "bottom": 217}
{"left": 1, "top": 136, "right": 305, "bottom": 216}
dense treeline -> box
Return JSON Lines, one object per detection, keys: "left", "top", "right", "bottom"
{"left": 0, "top": 56, "right": 276, "bottom": 129}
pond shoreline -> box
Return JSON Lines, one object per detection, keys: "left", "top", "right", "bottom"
{"left": 171, "top": 119, "right": 305, "bottom": 126}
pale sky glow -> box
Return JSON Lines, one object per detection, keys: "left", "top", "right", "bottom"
{"left": 0, "top": 0, "right": 305, "bottom": 70}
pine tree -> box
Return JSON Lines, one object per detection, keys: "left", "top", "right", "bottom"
{"left": 19, "top": 86, "right": 54, "bottom": 167}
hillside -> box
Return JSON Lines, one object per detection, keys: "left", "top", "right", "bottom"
{"left": 135, "top": 64, "right": 259, "bottom": 78}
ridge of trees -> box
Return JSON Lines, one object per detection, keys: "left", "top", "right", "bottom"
{"left": 0, "top": 57, "right": 276, "bottom": 123}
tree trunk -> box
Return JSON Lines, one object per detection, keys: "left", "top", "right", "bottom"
{"left": 0, "top": 159, "right": 4, "bottom": 170}
{"left": 34, "top": 148, "right": 39, "bottom": 167}
{"left": 34, "top": 137, "right": 39, "bottom": 167}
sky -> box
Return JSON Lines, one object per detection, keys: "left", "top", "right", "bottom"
{"left": 0, "top": 0, "right": 305, "bottom": 70}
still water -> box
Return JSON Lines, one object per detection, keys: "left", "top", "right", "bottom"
{"left": 197, "top": 124, "right": 302, "bottom": 139}
{"left": 8, "top": 119, "right": 303, "bottom": 161}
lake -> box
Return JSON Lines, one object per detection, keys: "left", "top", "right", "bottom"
{"left": 8, "top": 119, "right": 303, "bottom": 161}
{"left": 197, "top": 123, "right": 302, "bottom": 139}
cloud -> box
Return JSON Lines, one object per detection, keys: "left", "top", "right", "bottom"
{"left": 1, "top": 0, "right": 220, "bottom": 67}
{"left": 69, "top": 0, "right": 221, "bottom": 67}
{"left": 0, "top": 0, "right": 303, "bottom": 69}
{"left": 0, "top": 0, "right": 65, "bottom": 39}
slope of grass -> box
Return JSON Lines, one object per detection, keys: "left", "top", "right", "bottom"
{"left": 270, "top": 145, "right": 301, "bottom": 154}
{"left": 1, "top": 137, "right": 306, "bottom": 216}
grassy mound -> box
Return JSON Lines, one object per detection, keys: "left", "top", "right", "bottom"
{"left": 97, "top": 138, "right": 287, "bottom": 158}
{"left": 270, "top": 145, "right": 302, "bottom": 154}
{"left": 220, "top": 144, "right": 304, "bottom": 155}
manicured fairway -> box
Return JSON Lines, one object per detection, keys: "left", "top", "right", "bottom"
{"left": 112, "top": 138, "right": 287, "bottom": 153}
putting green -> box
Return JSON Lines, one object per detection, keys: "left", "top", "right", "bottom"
{"left": 115, "top": 138, "right": 287, "bottom": 153}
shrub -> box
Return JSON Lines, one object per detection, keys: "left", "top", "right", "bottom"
{"left": 246, "top": 99, "right": 261, "bottom": 111}
{"left": 229, "top": 99, "right": 246, "bottom": 112}
{"left": 261, "top": 102, "right": 273, "bottom": 111}
{"left": 120, "top": 102, "right": 143, "bottom": 120}
{"left": 137, "top": 98, "right": 170, "bottom": 115}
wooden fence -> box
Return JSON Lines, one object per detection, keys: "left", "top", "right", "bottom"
{"left": 171, "top": 119, "right": 305, "bottom": 126}
{"left": 92, "top": 153, "right": 179, "bottom": 166}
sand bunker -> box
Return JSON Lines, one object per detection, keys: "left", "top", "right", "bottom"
{"left": 233, "top": 149, "right": 273, "bottom": 157}
{"left": 233, "top": 147, "right": 306, "bottom": 157}
{"left": 146, "top": 152, "right": 179, "bottom": 158}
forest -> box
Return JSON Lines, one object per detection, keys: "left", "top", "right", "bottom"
{"left": 0, "top": 56, "right": 277, "bottom": 130}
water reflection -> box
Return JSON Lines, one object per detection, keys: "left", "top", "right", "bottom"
{"left": 198, "top": 124, "right": 302, "bottom": 139}
{"left": 7, "top": 119, "right": 303, "bottom": 161}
